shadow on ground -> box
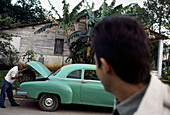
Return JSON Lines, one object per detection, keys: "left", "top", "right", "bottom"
{"left": 19, "top": 99, "right": 113, "bottom": 113}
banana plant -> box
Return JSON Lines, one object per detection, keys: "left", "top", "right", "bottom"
{"left": 66, "top": 0, "right": 124, "bottom": 42}
{"left": 66, "top": 0, "right": 136, "bottom": 64}
{"left": 34, "top": 0, "right": 86, "bottom": 41}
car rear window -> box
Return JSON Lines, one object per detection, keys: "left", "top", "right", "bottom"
{"left": 67, "top": 70, "right": 81, "bottom": 79}
{"left": 53, "top": 69, "right": 61, "bottom": 76}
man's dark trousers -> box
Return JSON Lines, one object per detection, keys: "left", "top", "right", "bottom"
{"left": 0, "top": 79, "right": 17, "bottom": 106}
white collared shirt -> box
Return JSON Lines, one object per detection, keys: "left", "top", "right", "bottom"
{"left": 135, "top": 75, "right": 170, "bottom": 115}
{"left": 5, "top": 66, "right": 18, "bottom": 84}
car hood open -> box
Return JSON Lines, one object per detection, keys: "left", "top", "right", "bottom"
{"left": 26, "top": 61, "right": 51, "bottom": 77}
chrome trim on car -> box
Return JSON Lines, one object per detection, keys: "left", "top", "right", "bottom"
{"left": 16, "top": 91, "right": 27, "bottom": 96}
{"left": 83, "top": 79, "right": 101, "bottom": 83}
{"left": 54, "top": 77, "right": 101, "bottom": 83}
{"left": 45, "top": 98, "right": 54, "bottom": 107}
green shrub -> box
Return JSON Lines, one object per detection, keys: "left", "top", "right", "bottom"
{"left": 0, "top": 70, "right": 20, "bottom": 89}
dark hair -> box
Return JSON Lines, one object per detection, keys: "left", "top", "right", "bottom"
{"left": 91, "top": 15, "right": 151, "bottom": 84}
{"left": 18, "top": 62, "right": 24, "bottom": 68}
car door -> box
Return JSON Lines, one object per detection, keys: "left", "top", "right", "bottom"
{"left": 65, "top": 70, "right": 83, "bottom": 103}
{"left": 80, "top": 69, "right": 114, "bottom": 107}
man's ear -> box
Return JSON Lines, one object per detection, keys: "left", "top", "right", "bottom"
{"left": 100, "top": 58, "right": 111, "bottom": 74}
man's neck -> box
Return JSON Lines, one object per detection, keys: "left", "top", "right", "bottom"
{"left": 118, "top": 83, "right": 146, "bottom": 102}
{"left": 110, "top": 76, "right": 147, "bottom": 102}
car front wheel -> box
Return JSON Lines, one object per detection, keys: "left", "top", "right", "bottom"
{"left": 39, "top": 94, "right": 59, "bottom": 111}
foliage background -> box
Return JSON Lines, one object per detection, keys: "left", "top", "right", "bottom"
{"left": 0, "top": 70, "right": 19, "bottom": 89}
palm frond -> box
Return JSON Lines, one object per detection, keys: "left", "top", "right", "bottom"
{"left": 53, "top": 19, "right": 64, "bottom": 28}
{"left": 86, "top": 16, "right": 98, "bottom": 27}
{"left": 109, "top": 0, "right": 116, "bottom": 8}
{"left": 62, "top": 0, "right": 66, "bottom": 7}
{"left": 70, "top": 0, "right": 85, "bottom": 21}
{"left": 91, "top": 2, "right": 95, "bottom": 9}
{"left": 96, "top": 1, "right": 104, "bottom": 16}
{"left": 123, "top": 3, "right": 134, "bottom": 10}
{"left": 109, "top": 4, "right": 123, "bottom": 15}
{"left": 101, "top": 0, "right": 109, "bottom": 19}
{"left": 76, "top": 47, "right": 87, "bottom": 54}
{"left": 86, "top": 27, "right": 92, "bottom": 37}
{"left": 44, "top": 14, "right": 64, "bottom": 28}
{"left": 48, "top": 0, "right": 61, "bottom": 19}
{"left": 69, "top": 41, "right": 76, "bottom": 50}
{"left": 123, "top": 3, "right": 137, "bottom": 16}
{"left": 75, "top": 36, "right": 86, "bottom": 43}
{"left": 69, "top": 37, "right": 85, "bottom": 50}
{"left": 62, "top": 2, "right": 70, "bottom": 25}
{"left": 85, "top": 4, "right": 98, "bottom": 27}
{"left": 71, "top": 9, "right": 87, "bottom": 21}
{"left": 63, "top": 24, "right": 70, "bottom": 38}
{"left": 65, "top": 30, "right": 86, "bottom": 43}
{"left": 34, "top": 23, "right": 58, "bottom": 34}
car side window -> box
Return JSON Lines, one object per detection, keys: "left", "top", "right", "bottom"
{"left": 67, "top": 70, "right": 81, "bottom": 79}
{"left": 84, "top": 70, "right": 99, "bottom": 80}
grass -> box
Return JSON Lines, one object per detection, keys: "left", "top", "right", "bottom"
{"left": 0, "top": 70, "right": 20, "bottom": 89}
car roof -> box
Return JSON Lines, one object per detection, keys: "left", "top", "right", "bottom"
{"left": 62, "top": 64, "right": 96, "bottom": 70}
{"left": 55, "top": 64, "right": 96, "bottom": 78}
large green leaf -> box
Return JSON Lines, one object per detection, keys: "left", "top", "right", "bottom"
{"left": 48, "top": 0, "right": 61, "bottom": 19}
{"left": 62, "top": 2, "right": 70, "bottom": 25}
{"left": 34, "top": 21, "right": 63, "bottom": 34}
{"left": 71, "top": 9, "right": 87, "bottom": 22}
{"left": 66, "top": 30, "right": 86, "bottom": 43}
{"left": 109, "top": 4, "right": 123, "bottom": 15}
{"left": 75, "top": 37, "right": 86, "bottom": 43}
{"left": 86, "top": 27, "right": 92, "bottom": 37}
{"left": 101, "top": 0, "right": 109, "bottom": 19}
{"left": 85, "top": 7, "right": 98, "bottom": 27}
{"left": 69, "top": 41, "right": 76, "bottom": 50}
{"left": 109, "top": 0, "right": 116, "bottom": 8}
{"left": 70, "top": 0, "right": 85, "bottom": 21}
{"left": 85, "top": 0, "right": 95, "bottom": 18}
{"left": 123, "top": 3, "right": 134, "bottom": 10}
{"left": 76, "top": 47, "right": 87, "bottom": 54}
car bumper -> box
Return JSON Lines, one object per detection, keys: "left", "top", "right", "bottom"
{"left": 16, "top": 91, "right": 27, "bottom": 96}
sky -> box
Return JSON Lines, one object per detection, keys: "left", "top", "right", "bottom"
{"left": 12, "top": 0, "right": 146, "bottom": 18}
{"left": 40, "top": 0, "right": 145, "bottom": 14}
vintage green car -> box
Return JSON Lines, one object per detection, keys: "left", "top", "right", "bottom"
{"left": 17, "top": 61, "right": 115, "bottom": 111}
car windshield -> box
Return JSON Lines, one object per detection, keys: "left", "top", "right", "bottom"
{"left": 53, "top": 69, "right": 61, "bottom": 76}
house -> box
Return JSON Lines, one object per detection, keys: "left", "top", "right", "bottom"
{"left": 0, "top": 16, "right": 87, "bottom": 69}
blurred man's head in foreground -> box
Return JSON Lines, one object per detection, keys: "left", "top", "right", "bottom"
{"left": 92, "top": 15, "right": 151, "bottom": 87}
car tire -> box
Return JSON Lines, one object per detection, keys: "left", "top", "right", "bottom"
{"left": 18, "top": 69, "right": 36, "bottom": 84}
{"left": 39, "top": 94, "right": 59, "bottom": 111}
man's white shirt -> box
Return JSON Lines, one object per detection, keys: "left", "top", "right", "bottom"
{"left": 5, "top": 66, "right": 18, "bottom": 84}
